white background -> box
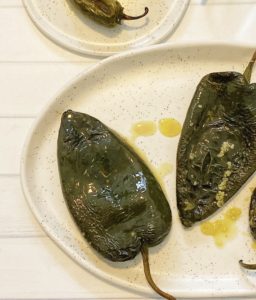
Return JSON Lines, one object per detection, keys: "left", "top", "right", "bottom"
{"left": 1, "top": 0, "right": 256, "bottom": 299}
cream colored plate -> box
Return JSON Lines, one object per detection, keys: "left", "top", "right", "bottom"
{"left": 23, "top": 0, "right": 189, "bottom": 56}
{"left": 21, "top": 43, "right": 256, "bottom": 298}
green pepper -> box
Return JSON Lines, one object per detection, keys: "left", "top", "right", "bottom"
{"left": 72, "top": 0, "right": 149, "bottom": 27}
{"left": 57, "top": 110, "right": 175, "bottom": 300}
{"left": 239, "top": 187, "right": 256, "bottom": 269}
{"left": 176, "top": 51, "right": 256, "bottom": 227}
{"left": 249, "top": 188, "right": 256, "bottom": 241}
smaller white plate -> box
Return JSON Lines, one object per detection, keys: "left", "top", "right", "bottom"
{"left": 23, "top": 0, "right": 189, "bottom": 56}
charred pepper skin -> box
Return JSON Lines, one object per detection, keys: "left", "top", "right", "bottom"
{"left": 177, "top": 71, "right": 256, "bottom": 227}
{"left": 239, "top": 188, "right": 256, "bottom": 269}
{"left": 249, "top": 188, "right": 256, "bottom": 240}
{"left": 72, "top": 0, "right": 149, "bottom": 27}
{"left": 58, "top": 110, "right": 176, "bottom": 299}
{"left": 57, "top": 110, "right": 172, "bottom": 262}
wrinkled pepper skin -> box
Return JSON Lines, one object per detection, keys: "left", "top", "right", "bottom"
{"left": 73, "top": 0, "right": 123, "bottom": 26}
{"left": 58, "top": 110, "right": 172, "bottom": 262}
{"left": 239, "top": 187, "right": 256, "bottom": 269}
{"left": 72, "top": 0, "right": 148, "bottom": 27}
{"left": 177, "top": 72, "right": 256, "bottom": 227}
{"left": 249, "top": 188, "right": 256, "bottom": 240}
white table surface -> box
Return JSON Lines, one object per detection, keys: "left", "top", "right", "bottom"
{"left": 1, "top": 0, "right": 256, "bottom": 299}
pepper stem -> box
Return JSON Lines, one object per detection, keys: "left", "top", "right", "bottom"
{"left": 121, "top": 7, "right": 149, "bottom": 21}
{"left": 243, "top": 50, "right": 256, "bottom": 83}
{"left": 141, "top": 246, "right": 176, "bottom": 300}
{"left": 239, "top": 259, "right": 256, "bottom": 270}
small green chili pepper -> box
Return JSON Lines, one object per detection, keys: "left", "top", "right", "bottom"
{"left": 72, "top": 0, "right": 149, "bottom": 27}
{"left": 58, "top": 110, "right": 175, "bottom": 300}
{"left": 177, "top": 50, "right": 256, "bottom": 228}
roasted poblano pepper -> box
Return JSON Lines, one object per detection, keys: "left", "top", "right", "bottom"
{"left": 58, "top": 110, "right": 175, "bottom": 300}
{"left": 177, "top": 51, "right": 256, "bottom": 227}
{"left": 72, "top": 0, "right": 149, "bottom": 27}
{"left": 249, "top": 188, "right": 256, "bottom": 241}
{"left": 239, "top": 187, "right": 256, "bottom": 269}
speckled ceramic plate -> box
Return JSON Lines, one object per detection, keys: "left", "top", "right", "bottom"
{"left": 22, "top": 0, "right": 189, "bottom": 56}
{"left": 21, "top": 43, "right": 256, "bottom": 298}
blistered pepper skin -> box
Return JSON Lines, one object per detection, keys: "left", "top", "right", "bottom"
{"left": 57, "top": 110, "right": 172, "bottom": 262}
{"left": 72, "top": 0, "right": 148, "bottom": 27}
{"left": 239, "top": 187, "right": 256, "bottom": 269}
{"left": 249, "top": 188, "right": 256, "bottom": 240}
{"left": 177, "top": 72, "right": 256, "bottom": 227}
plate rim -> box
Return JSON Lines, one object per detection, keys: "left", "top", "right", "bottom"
{"left": 22, "top": 0, "right": 190, "bottom": 57}
{"left": 20, "top": 41, "right": 256, "bottom": 298}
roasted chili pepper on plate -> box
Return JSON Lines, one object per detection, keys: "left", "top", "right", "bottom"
{"left": 176, "top": 51, "right": 256, "bottom": 228}
{"left": 57, "top": 110, "right": 175, "bottom": 300}
{"left": 249, "top": 188, "right": 256, "bottom": 241}
{"left": 72, "top": 0, "right": 149, "bottom": 27}
{"left": 240, "top": 187, "right": 256, "bottom": 269}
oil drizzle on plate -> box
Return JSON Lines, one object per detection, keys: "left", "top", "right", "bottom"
{"left": 158, "top": 118, "right": 182, "bottom": 137}
{"left": 200, "top": 207, "right": 242, "bottom": 247}
{"left": 252, "top": 241, "right": 256, "bottom": 250}
{"left": 158, "top": 162, "right": 173, "bottom": 178}
{"left": 131, "top": 121, "right": 157, "bottom": 141}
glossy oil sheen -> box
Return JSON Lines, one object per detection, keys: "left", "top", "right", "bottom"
{"left": 57, "top": 110, "right": 172, "bottom": 262}
{"left": 177, "top": 72, "right": 256, "bottom": 227}
{"left": 200, "top": 207, "right": 241, "bottom": 247}
{"left": 131, "top": 121, "right": 157, "bottom": 140}
{"left": 158, "top": 163, "right": 173, "bottom": 178}
{"left": 158, "top": 118, "right": 182, "bottom": 137}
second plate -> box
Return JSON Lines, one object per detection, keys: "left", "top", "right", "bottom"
{"left": 23, "top": 0, "right": 189, "bottom": 56}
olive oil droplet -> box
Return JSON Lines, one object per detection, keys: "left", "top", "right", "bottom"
{"left": 252, "top": 241, "right": 256, "bottom": 250}
{"left": 200, "top": 207, "right": 241, "bottom": 247}
{"left": 159, "top": 118, "right": 182, "bottom": 137}
{"left": 131, "top": 121, "right": 157, "bottom": 140}
{"left": 158, "top": 163, "right": 173, "bottom": 178}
